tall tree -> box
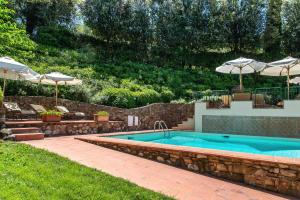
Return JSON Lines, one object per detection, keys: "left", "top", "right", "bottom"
{"left": 81, "top": 0, "right": 129, "bottom": 52}
{"left": 282, "top": 0, "right": 300, "bottom": 56}
{"left": 263, "top": 0, "right": 282, "bottom": 53}
{"left": 222, "top": 0, "right": 265, "bottom": 52}
{"left": 0, "top": 0, "right": 35, "bottom": 57}
{"left": 13, "top": 0, "right": 77, "bottom": 35}
{"left": 128, "top": 0, "right": 152, "bottom": 57}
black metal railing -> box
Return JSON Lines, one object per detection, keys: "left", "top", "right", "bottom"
{"left": 253, "top": 87, "right": 284, "bottom": 108}
{"left": 194, "top": 86, "right": 300, "bottom": 109}
{"left": 193, "top": 90, "right": 231, "bottom": 109}
{"left": 285, "top": 86, "right": 300, "bottom": 100}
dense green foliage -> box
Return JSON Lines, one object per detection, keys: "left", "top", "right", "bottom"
{"left": 12, "top": 0, "right": 77, "bottom": 34}
{"left": 0, "top": 0, "right": 35, "bottom": 58}
{"left": 264, "top": 0, "right": 282, "bottom": 54}
{"left": 0, "top": 0, "right": 299, "bottom": 108}
{"left": 0, "top": 142, "right": 172, "bottom": 199}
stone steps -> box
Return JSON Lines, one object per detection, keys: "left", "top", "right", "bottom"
{"left": 5, "top": 120, "right": 44, "bottom": 128}
{"left": 14, "top": 133, "right": 44, "bottom": 141}
{"left": 4, "top": 121, "right": 44, "bottom": 141}
{"left": 10, "top": 127, "right": 40, "bottom": 134}
{"left": 172, "top": 117, "right": 194, "bottom": 131}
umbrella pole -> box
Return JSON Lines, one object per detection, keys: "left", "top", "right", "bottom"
{"left": 239, "top": 68, "right": 243, "bottom": 91}
{"left": 2, "top": 78, "right": 6, "bottom": 107}
{"left": 55, "top": 82, "right": 58, "bottom": 106}
{"left": 287, "top": 75, "right": 290, "bottom": 100}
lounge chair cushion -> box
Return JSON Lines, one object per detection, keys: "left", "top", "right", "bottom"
{"left": 74, "top": 112, "right": 85, "bottom": 117}
{"left": 21, "top": 110, "right": 36, "bottom": 115}
{"left": 56, "top": 106, "right": 85, "bottom": 117}
{"left": 30, "top": 104, "right": 47, "bottom": 113}
{"left": 3, "top": 102, "right": 21, "bottom": 112}
{"left": 55, "top": 106, "right": 69, "bottom": 113}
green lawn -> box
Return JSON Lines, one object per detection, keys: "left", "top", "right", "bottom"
{"left": 0, "top": 142, "right": 173, "bottom": 200}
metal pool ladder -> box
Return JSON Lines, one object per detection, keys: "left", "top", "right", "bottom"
{"left": 154, "top": 120, "right": 171, "bottom": 138}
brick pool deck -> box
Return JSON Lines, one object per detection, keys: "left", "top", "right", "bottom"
{"left": 23, "top": 135, "right": 296, "bottom": 200}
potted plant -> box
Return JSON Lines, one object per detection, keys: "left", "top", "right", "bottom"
{"left": 94, "top": 111, "right": 109, "bottom": 122}
{"left": 40, "top": 110, "right": 63, "bottom": 122}
{"left": 201, "top": 95, "right": 222, "bottom": 108}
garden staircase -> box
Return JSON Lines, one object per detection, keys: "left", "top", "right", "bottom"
{"left": 4, "top": 121, "right": 44, "bottom": 141}
{"left": 172, "top": 116, "right": 194, "bottom": 131}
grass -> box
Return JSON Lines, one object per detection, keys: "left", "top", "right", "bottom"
{"left": 0, "top": 142, "right": 173, "bottom": 200}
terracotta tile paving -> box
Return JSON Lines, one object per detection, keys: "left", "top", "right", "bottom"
{"left": 23, "top": 136, "right": 296, "bottom": 200}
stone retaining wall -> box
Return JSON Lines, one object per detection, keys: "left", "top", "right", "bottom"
{"left": 40, "top": 121, "right": 125, "bottom": 136}
{"left": 4, "top": 96, "right": 194, "bottom": 130}
{"left": 78, "top": 135, "right": 300, "bottom": 198}
{"left": 5, "top": 120, "right": 126, "bottom": 136}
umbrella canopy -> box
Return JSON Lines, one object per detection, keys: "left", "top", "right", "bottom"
{"left": 260, "top": 56, "right": 300, "bottom": 99}
{"left": 216, "top": 57, "right": 266, "bottom": 90}
{"left": 290, "top": 77, "right": 300, "bottom": 85}
{"left": 0, "top": 56, "right": 39, "bottom": 99}
{"left": 32, "top": 72, "right": 82, "bottom": 105}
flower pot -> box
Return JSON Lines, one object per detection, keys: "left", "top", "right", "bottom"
{"left": 94, "top": 115, "right": 109, "bottom": 122}
{"left": 42, "top": 115, "right": 61, "bottom": 122}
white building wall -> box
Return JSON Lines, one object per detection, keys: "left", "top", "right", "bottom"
{"left": 195, "top": 100, "right": 300, "bottom": 132}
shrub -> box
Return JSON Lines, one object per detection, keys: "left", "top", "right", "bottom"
{"left": 160, "top": 87, "right": 175, "bottom": 103}
{"left": 40, "top": 110, "right": 63, "bottom": 116}
{"left": 95, "top": 111, "right": 109, "bottom": 116}
{"left": 96, "top": 88, "right": 135, "bottom": 108}
{"left": 35, "top": 26, "right": 77, "bottom": 49}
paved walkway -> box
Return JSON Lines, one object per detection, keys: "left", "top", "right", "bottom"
{"left": 23, "top": 136, "right": 295, "bottom": 200}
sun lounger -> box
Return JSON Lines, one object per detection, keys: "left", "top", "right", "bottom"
{"left": 4, "top": 102, "right": 37, "bottom": 119}
{"left": 30, "top": 104, "right": 47, "bottom": 114}
{"left": 55, "top": 106, "right": 85, "bottom": 119}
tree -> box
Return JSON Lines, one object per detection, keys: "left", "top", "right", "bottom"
{"left": 0, "top": 0, "right": 35, "bottom": 58}
{"left": 263, "top": 0, "right": 282, "bottom": 53}
{"left": 81, "top": 0, "right": 129, "bottom": 53}
{"left": 12, "top": 0, "right": 77, "bottom": 35}
{"left": 221, "top": 0, "right": 265, "bottom": 52}
{"left": 128, "top": 0, "right": 152, "bottom": 57}
{"left": 282, "top": 0, "right": 300, "bottom": 56}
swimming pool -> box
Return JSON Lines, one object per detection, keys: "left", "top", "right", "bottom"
{"left": 110, "top": 131, "right": 300, "bottom": 158}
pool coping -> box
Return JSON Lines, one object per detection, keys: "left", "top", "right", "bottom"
{"left": 75, "top": 130, "right": 300, "bottom": 166}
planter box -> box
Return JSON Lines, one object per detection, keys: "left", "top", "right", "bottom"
{"left": 42, "top": 115, "right": 61, "bottom": 122}
{"left": 206, "top": 102, "right": 221, "bottom": 109}
{"left": 94, "top": 115, "right": 109, "bottom": 122}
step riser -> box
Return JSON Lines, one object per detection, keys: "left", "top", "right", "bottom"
{"left": 173, "top": 116, "right": 195, "bottom": 131}
{"left": 11, "top": 128, "right": 40, "bottom": 134}
{"left": 6, "top": 124, "right": 43, "bottom": 128}
{"left": 14, "top": 133, "right": 44, "bottom": 141}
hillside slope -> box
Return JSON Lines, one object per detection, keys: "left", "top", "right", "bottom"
{"left": 0, "top": 11, "right": 284, "bottom": 108}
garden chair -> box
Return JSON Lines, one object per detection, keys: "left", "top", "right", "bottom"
{"left": 3, "top": 102, "right": 37, "bottom": 120}
{"left": 30, "top": 104, "right": 47, "bottom": 115}
{"left": 55, "top": 106, "right": 85, "bottom": 120}
{"left": 253, "top": 94, "right": 266, "bottom": 108}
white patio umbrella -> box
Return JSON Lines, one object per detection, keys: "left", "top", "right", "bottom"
{"left": 260, "top": 56, "right": 300, "bottom": 99}
{"left": 216, "top": 57, "right": 266, "bottom": 91}
{"left": 0, "top": 56, "right": 39, "bottom": 99}
{"left": 290, "top": 77, "right": 300, "bottom": 85}
{"left": 31, "top": 72, "right": 82, "bottom": 105}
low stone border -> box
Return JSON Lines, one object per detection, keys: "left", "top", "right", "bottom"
{"left": 41, "top": 121, "right": 125, "bottom": 136}
{"left": 76, "top": 133, "right": 300, "bottom": 198}
{"left": 5, "top": 120, "right": 126, "bottom": 136}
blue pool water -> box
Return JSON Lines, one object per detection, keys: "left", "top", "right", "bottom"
{"left": 109, "top": 131, "right": 300, "bottom": 158}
